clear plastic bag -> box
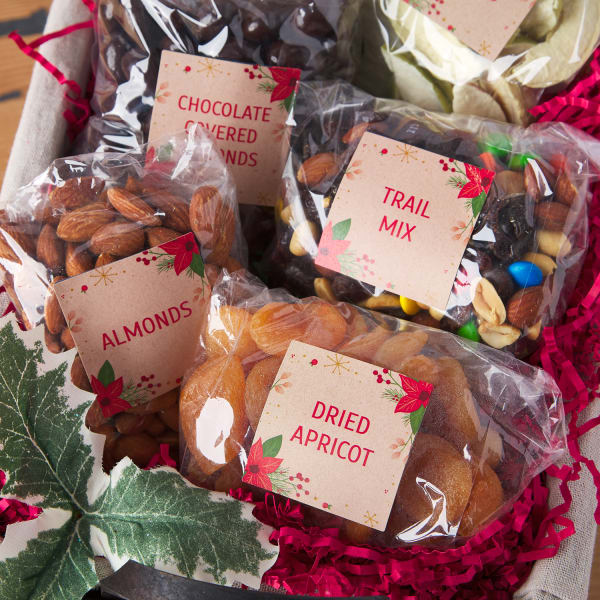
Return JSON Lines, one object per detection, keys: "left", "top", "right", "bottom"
{"left": 360, "top": 0, "right": 600, "bottom": 124}
{"left": 80, "top": 0, "right": 361, "bottom": 155}
{"left": 0, "top": 127, "right": 245, "bottom": 460}
{"left": 179, "top": 269, "right": 565, "bottom": 547}
{"left": 265, "top": 81, "right": 591, "bottom": 357}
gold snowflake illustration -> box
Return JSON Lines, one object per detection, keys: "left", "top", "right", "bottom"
{"left": 478, "top": 40, "right": 491, "bottom": 56}
{"left": 197, "top": 59, "right": 223, "bottom": 78}
{"left": 363, "top": 511, "right": 378, "bottom": 527}
{"left": 90, "top": 266, "right": 119, "bottom": 286}
{"left": 393, "top": 144, "right": 419, "bottom": 163}
{"left": 323, "top": 353, "right": 350, "bottom": 375}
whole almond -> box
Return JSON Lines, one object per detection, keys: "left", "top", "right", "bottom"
{"left": 85, "top": 399, "right": 111, "bottom": 433}
{"left": 95, "top": 252, "right": 115, "bottom": 267}
{"left": 156, "top": 430, "right": 178, "bottom": 445}
{"left": 127, "top": 388, "right": 178, "bottom": 415}
{"left": 506, "top": 286, "right": 544, "bottom": 329}
{"left": 61, "top": 327, "right": 76, "bottom": 350}
{"left": 113, "top": 433, "right": 160, "bottom": 468}
{"left": 50, "top": 176, "right": 105, "bottom": 210}
{"left": 45, "top": 326, "right": 62, "bottom": 354}
{"left": 159, "top": 403, "right": 179, "bottom": 431}
{"left": 297, "top": 153, "right": 338, "bottom": 188}
{"left": 33, "top": 198, "right": 61, "bottom": 225}
{"left": 107, "top": 187, "right": 161, "bottom": 226}
{"left": 190, "top": 186, "right": 234, "bottom": 265}
{"left": 36, "top": 224, "right": 65, "bottom": 272}
{"left": 554, "top": 172, "right": 577, "bottom": 207}
{"left": 342, "top": 122, "right": 372, "bottom": 145}
{"left": 57, "top": 202, "right": 115, "bottom": 242}
{"left": 44, "top": 276, "right": 66, "bottom": 335}
{"left": 125, "top": 175, "right": 144, "bottom": 195}
{"left": 115, "top": 413, "right": 148, "bottom": 435}
{"left": 90, "top": 221, "right": 145, "bottom": 257}
{"left": 144, "top": 414, "right": 166, "bottom": 437}
{"left": 0, "top": 224, "right": 36, "bottom": 262}
{"left": 147, "top": 191, "right": 190, "bottom": 232}
{"left": 524, "top": 161, "right": 554, "bottom": 202}
{"left": 65, "top": 243, "right": 94, "bottom": 276}
{"left": 534, "top": 202, "right": 569, "bottom": 231}
{"left": 146, "top": 226, "right": 180, "bottom": 247}
{"left": 71, "top": 354, "right": 91, "bottom": 391}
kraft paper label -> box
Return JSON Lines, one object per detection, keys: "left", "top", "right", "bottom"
{"left": 243, "top": 341, "right": 433, "bottom": 531}
{"left": 409, "top": 0, "right": 535, "bottom": 59}
{"left": 148, "top": 51, "right": 300, "bottom": 206}
{"left": 55, "top": 233, "right": 208, "bottom": 407}
{"left": 315, "top": 132, "right": 495, "bottom": 308}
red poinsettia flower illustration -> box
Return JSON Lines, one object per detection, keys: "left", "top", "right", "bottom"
{"left": 315, "top": 222, "right": 351, "bottom": 272}
{"left": 458, "top": 164, "right": 495, "bottom": 200}
{"left": 268, "top": 67, "right": 299, "bottom": 103}
{"left": 394, "top": 376, "right": 434, "bottom": 414}
{"left": 159, "top": 233, "right": 199, "bottom": 275}
{"left": 242, "top": 439, "right": 283, "bottom": 491}
{"left": 91, "top": 376, "right": 131, "bottom": 418}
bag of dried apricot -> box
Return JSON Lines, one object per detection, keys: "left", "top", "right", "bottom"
{"left": 180, "top": 269, "right": 565, "bottom": 546}
{"left": 265, "top": 81, "right": 594, "bottom": 357}
{"left": 0, "top": 126, "right": 246, "bottom": 469}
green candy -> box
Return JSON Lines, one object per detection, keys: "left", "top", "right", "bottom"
{"left": 457, "top": 320, "right": 480, "bottom": 342}
{"left": 508, "top": 152, "right": 539, "bottom": 170}
{"left": 479, "top": 133, "right": 512, "bottom": 159}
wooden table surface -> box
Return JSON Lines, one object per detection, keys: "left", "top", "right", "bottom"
{"left": 1, "top": 1, "right": 600, "bottom": 598}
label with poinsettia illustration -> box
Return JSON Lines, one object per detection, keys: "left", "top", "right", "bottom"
{"left": 148, "top": 51, "right": 300, "bottom": 206}
{"left": 54, "top": 233, "right": 209, "bottom": 413}
{"left": 315, "top": 132, "right": 495, "bottom": 309}
{"left": 405, "top": 0, "right": 535, "bottom": 59}
{"left": 244, "top": 340, "right": 432, "bottom": 531}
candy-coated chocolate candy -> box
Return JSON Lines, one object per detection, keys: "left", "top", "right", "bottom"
{"left": 457, "top": 320, "right": 480, "bottom": 342}
{"left": 399, "top": 296, "right": 420, "bottom": 316}
{"left": 508, "top": 152, "right": 539, "bottom": 171}
{"left": 508, "top": 261, "right": 543, "bottom": 288}
{"left": 479, "top": 133, "right": 512, "bottom": 159}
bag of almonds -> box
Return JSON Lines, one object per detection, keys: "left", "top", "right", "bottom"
{"left": 0, "top": 127, "right": 246, "bottom": 470}
{"left": 265, "top": 81, "right": 592, "bottom": 357}
{"left": 179, "top": 269, "right": 565, "bottom": 547}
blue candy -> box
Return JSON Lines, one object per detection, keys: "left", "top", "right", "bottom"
{"left": 508, "top": 261, "right": 543, "bottom": 288}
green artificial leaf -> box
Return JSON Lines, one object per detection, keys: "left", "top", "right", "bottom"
{"left": 409, "top": 405, "right": 426, "bottom": 435}
{"left": 471, "top": 191, "right": 488, "bottom": 220}
{"left": 189, "top": 252, "right": 205, "bottom": 278}
{"left": 262, "top": 435, "right": 283, "bottom": 458}
{"left": 97, "top": 360, "right": 114, "bottom": 386}
{"left": 332, "top": 219, "right": 352, "bottom": 240}
{"left": 0, "top": 318, "right": 276, "bottom": 600}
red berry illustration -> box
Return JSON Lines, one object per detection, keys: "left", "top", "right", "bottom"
{"left": 81, "top": 285, "right": 88, "bottom": 293}
{"left": 310, "top": 359, "right": 318, "bottom": 366}
{"left": 297, "top": 484, "right": 302, "bottom": 490}
{"left": 184, "top": 65, "right": 191, "bottom": 72}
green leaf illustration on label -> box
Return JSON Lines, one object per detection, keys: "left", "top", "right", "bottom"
{"left": 262, "top": 434, "right": 283, "bottom": 458}
{"left": 332, "top": 218, "right": 352, "bottom": 240}
{"left": 97, "top": 359, "right": 115, "bottom": 386}
{"left": 0, "top": 317, "right": 276, "bottom": 600}
{"left": 409, "top": 405, "right": 426, "bottom": 434}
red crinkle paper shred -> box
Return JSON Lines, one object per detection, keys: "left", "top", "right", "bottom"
{"left": 5, "top": 9, "right": 600, "bottom": 598}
